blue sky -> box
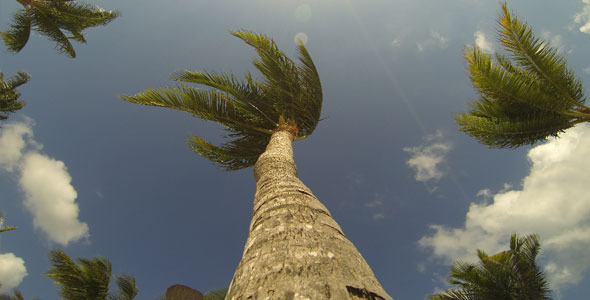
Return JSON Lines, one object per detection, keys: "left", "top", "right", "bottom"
{"left": 1, "top": 0, "right": 590, "bottom": 299}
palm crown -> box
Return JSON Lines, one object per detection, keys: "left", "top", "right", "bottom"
{"left": 121, "top": 31, "right": 323, "bottom": 170}
{"left": 1, "top": 0, "right": 118, "bottom": 58}
{"left": 0, "top": 71, "right": 30, "bottom": 122}
{"left": 430, "top": 233, "right": 551, "bottom": 300}
{"left": 456, "top": 3, "right": 589, "bottom": 148}
{"left": 46, "top": 249, "right": 138, "bottom": 300}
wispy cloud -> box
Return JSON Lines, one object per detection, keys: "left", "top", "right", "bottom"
{"left": 419, "top": 124, "right": 590, "bottom": 293}
{"left": 404, "top": 131, "right": 452, "bottom": 183}
{"left": 0, "top": 119, "right": 89, "bottom": 246}
{"left": 574, "top": 0, "right": 590, "bottom": 34}
{"left": 417, "top": 31, "right": 449, "bottom": 52}
{"left": 0, "top": 253, "right": 27, "bottom": 294}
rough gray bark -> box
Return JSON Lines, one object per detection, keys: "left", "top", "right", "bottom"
{"left": 225, "top": 130, "right": 393, "bottom": 300}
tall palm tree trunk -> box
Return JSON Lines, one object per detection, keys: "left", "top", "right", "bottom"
{"left": 225, "top": 129, "right": 393, "bottom": 300}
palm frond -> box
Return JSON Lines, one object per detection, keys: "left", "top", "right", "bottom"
{"left": 189, "top": 133, "right": 268, "bottom": 170}
{"left": 29, "top": 6, "right": 76, "bottom": 57}
{"left": 107, "top": 275, "right": 138, "bottom": 300}
{"left": 457, "top": 3, "right": 589, "bottom": 148}
{"left": 0, "top": 71, "right": 30, "bottom": 122}
{"left": 1, "top": 10, "right": 32, "bottom": 53}
{"left": 121, "top": 30, "right": 322, "bottom": 170}
{"left": 430, "top": 233, "right": 552, "bottom": 300}
{"left": 294, "top": 40, "right": 323, "bottom": 136}
{"left": 498, "top": 3, "right": 585, "bottom": 108}
{"left": 46, "top": 249, "right": 88, "bottom": 300}
{"left": 455, "top": 111, "right": 574, "bottom": 148}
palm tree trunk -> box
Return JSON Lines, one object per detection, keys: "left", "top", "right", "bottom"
{"left": 225, "top": 130, "right": 393, "bottom": 300}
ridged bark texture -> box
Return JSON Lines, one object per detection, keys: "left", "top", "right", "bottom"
{"left": 225, "top": 130, "right": 393, "bottom": 300}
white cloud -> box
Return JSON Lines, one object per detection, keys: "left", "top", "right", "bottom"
{"left": 419, "top": 123, "right": 590, "bottom": 292}
{"left": 474, "top": 31, "right": 493, "bottom": 53}
{"left": 0, "top": 121, "right": 34, "bottom": 172}
{"left": 416, "top": 31, "right": 449, "bottom": 52}
{"left": 20, "top": 153, "right": 89, "bottom": 245}
{"left": 0, "top": 120, "right": 89, "bottom": 246}
{"left": 404, "top": 132, "right": 452, "bottom": 182}
{"left": 574, "top": 0, "right": 590, "bottom": 34}
{"left": 0, "top": 253, "right": 27, "bottom": 294}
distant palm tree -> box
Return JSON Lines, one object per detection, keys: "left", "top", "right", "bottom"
{"left": 456, "top": 3, "right": 589, "bottom": 148}
{"left": 0, "top": 71, "right": 29, "bottom": 123}
{"left": 121, "top": 31, "right": 393, "bottom": 299}
{"left": 430, "top": 233, "right": 551, "bottom": 300}
{"left": 1, "top": 0, "right": 118, "bottom": 58}
{"left": 46, "top": 249, "right": 138, "bottom": 300}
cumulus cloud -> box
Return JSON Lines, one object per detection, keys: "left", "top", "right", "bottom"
{"left": 0, "top": 253, "right": 27, "bottom": 294}
{"left": 574, "top": 0, "right": 590, "bottom": 34}
{"left": 0, "top": 120, "right": 89, "bottom": 246}
{"left": 474, "top": 31, "right": 493, "bottom": 53}
{"left": 404, "top": 131, "right": 452, "bottom": 183}
{"left": 419, "top": 124, "right": 590, "bottom": 292}
{"left": 0, "top": 122, "right": 34, "bottom": 172}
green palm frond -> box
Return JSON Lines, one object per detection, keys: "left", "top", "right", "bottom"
{"left": 498, "top": 4, "right": 584, "bottom": 108}
{"left": 457, "top": 3, "right": 589, "bottom": 148}
{"left": 1, "top": 0, "right": 118, "bottom": 58}
{"left": 0, "top": 10, "right": 32, "bottom": 53}
{"left": 121, "top": 30, "right": 323, "bottom": 170}
{"left": 430, "top": 233, "right": 552, "bottom": 300}
{"left": 29, "top": 6, "right": 76, "bottom": 57}
{"left": 46, "top": 249, "right": 111, "bottom": 300}
{"left": 107, "top": 275, "right": 138, "bottom": 300}
{"left": 0, "top": 71, "right": 30, "bottom": 122}
{"left": 46, "top": 249, "right": 138, "bottom": 300}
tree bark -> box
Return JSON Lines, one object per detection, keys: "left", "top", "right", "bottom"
{"left": 225, "top": 130, "right": 393, "bottom": 300}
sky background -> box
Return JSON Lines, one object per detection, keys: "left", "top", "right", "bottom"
{"left": 1, "top": 0, "right": 590, "bottom": 299}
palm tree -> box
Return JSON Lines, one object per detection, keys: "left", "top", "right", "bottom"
{"left": 121, "top": 31, "right": 393, "bottom": 300}
{"left": 0, "top": 71, "right": 30, "bottom": 124}
{"left": 430, "top": 233, "right": 551, "bottom": 300}
{"left": 1, "top": 0, "right": 118, "bottom": 58}
{"left": 46, "top": 249, "right": 138, "bottom": 300}
{"left": 456, "top": 3, "right": 589, "bottom": 148}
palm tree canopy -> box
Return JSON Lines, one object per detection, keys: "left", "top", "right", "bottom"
{"left": 430, "top": 233, "right": 552, "bottom": 300}
{"left": 1, "top": 0, "right": 118, "bottom": 58}
{"left": 0, "top": 71, "right": 30, "bottom": 122}
{"left": 456, "top": 3, "right": 589, "bottom": 148}
{"left": 121, "top": 31, "right": 323, "bottom": 170}
{"left": 46, "top": 249, "right": 138, "bottom": 300}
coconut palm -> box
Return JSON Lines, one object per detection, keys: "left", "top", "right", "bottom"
{"left": 1, "top": 0, "right": 118, "bottom": 58}
{"left": 430, "top": 233, "right": 551, "bottom": 300}
{"left": 121, "top": 31, "right": 393, "bottom": 299}
{"left": 46, "top": 249, "right": 138, "bottom": 300}
{"left": 0, "top": 71, "right": 30, "bottom": 123}
{"left": 456, "top": 3, "right": 589, "bottom": 148}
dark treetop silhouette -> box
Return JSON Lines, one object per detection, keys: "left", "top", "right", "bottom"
{"left": 1, "top": 0, "right": 118, "bottom": 58}
{"left": 456, "top": 3, "right": 589, "bottom": 148}
{"left": 121, "top": 31, "right": 393, "bottom": 300}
